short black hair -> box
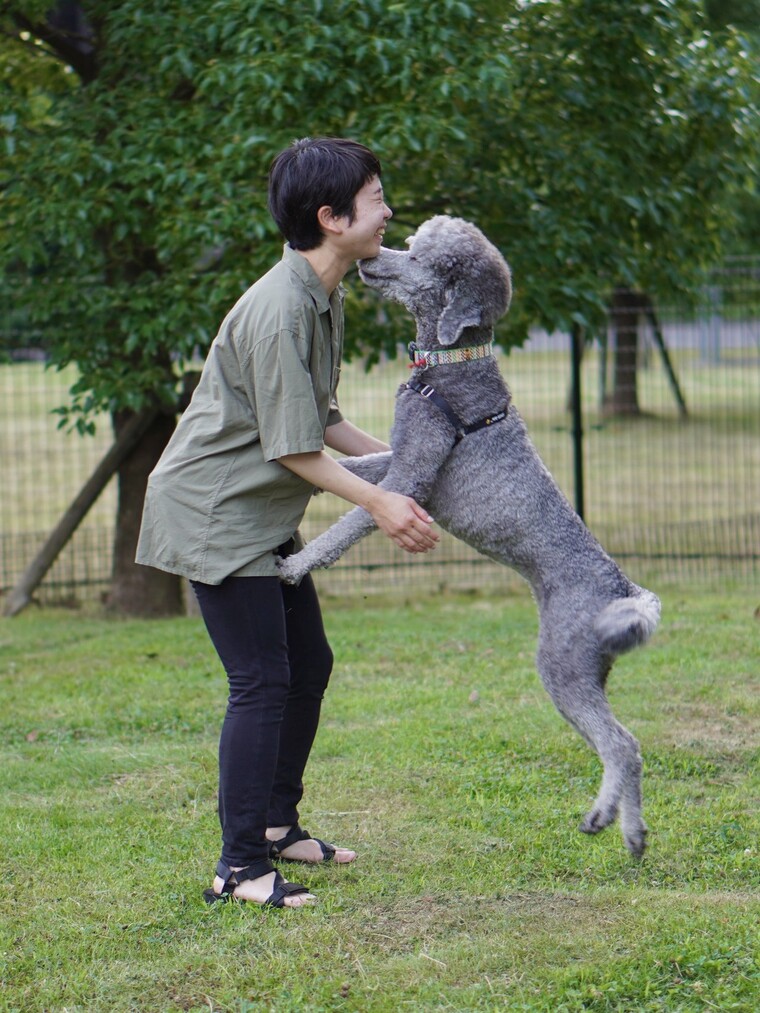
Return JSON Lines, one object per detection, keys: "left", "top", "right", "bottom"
{"left": 268, "top": 137, "right": 382, "bottom": 251}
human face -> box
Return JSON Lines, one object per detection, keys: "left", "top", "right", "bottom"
{"left": 339, "top": 175, "right": 393, "bottom": 260}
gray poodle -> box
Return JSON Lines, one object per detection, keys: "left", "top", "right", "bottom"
{"left": 279, "top": 215, "right": 661, "bottom": 858}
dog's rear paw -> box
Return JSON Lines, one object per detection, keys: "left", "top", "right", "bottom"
{"left": 622, "top": 822, "right": 648, "bottom": 860}
{"left": 579, "top": 804, "right": 618, "bottom": 836}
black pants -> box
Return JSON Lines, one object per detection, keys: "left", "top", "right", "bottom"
{"left": 191, "top": 570, "right": 333, "bottom": 867}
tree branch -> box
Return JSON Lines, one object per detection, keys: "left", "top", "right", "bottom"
{"left": 8, "top": 3, "right": 97, "bottom": 83}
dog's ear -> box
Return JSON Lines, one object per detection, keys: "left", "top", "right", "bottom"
{"left": 437, "top": 288, "right": 482, "bottom": 346}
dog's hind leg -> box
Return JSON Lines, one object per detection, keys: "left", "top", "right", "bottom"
{"left": 536, "top": 636, "right": 647, "bottom": 858}
{"left": 577, "top": 704, "right": 646, "bottom": 859}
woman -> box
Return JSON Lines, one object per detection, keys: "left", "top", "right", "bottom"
{"left": 137, "top": 137, "right": 438, "bottom": 908}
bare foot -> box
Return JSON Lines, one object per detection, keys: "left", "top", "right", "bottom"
{"left": 213, "top": 868, "right": 316, "bottom": 908}
{"left": 267, "top": 825, "right": 357, "bottom": 864}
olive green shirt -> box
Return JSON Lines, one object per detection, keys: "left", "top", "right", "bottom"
{"left": 136, "top": 245, "right": 344, "bottom": 583}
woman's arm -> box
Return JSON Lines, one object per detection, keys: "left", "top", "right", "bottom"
{"left": 276, "top": 450, "right": 437, "bottom": 554}
{"left": 324, "top": 418, "right": 390, "bottom": 456}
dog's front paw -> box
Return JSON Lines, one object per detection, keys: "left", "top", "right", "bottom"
{"left": 276, "top": 554, "right": 308, "bottom": 586}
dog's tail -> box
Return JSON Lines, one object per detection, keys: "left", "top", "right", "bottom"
{"left": 594, "top": 590, "right": 661, "bottom": 656}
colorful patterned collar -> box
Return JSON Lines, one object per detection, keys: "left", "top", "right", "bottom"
{"left": 407, "top": 340, "right": 494, "bottom": 368}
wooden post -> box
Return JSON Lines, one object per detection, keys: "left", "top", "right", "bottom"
{"left": 642, "top": 298, "right": 688, "bottom": 418}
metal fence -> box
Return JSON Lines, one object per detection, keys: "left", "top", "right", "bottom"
{"left": 1, "top": 266, "right": 758, "bottom": 608}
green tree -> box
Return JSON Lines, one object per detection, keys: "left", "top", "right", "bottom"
{"left": 1, "top": 0, "right": 756, "bottom": 614}
{"left": 429, "top": 0, "right": 758, "bottom": 414}
{"left": 705, "top": 0, "right": 760, "bottom": 32}
{"left": 704, "top": 0, "right": 760, "bottom": 256}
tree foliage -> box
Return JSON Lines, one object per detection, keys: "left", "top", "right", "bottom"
{"left": 1, "top": 0, "right": 757, "bottom": 426}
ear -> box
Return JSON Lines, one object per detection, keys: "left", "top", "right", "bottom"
{"left": 316, "top": 204, "right": 343, "bottom": 236}
{"left": 437, "top": 288, "right": 482, "bottom": 346}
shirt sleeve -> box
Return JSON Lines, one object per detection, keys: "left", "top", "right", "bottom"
{"left": 327, "top": 398, "right": 343, "bottom": 427}
{"left": 247, "top": 328, "right": 326, "bottom": 462}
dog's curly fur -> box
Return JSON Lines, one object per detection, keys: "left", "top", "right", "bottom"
{"left": 279, "top": 215, "right": 660, "bottom": 857}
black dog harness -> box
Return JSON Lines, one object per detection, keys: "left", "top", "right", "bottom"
{"left": 402, "top": 378, "right": 508, "bottom": 445}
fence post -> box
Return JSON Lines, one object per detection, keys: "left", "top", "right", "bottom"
{"left": 700, "top": 284, "right": 722, "bottom": 364}
{"left": 570, "top": 323, "right": 585, "bottom": 520}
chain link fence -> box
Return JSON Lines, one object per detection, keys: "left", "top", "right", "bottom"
{"left": 1, "top": 264, "right": 758, "bottom": 608}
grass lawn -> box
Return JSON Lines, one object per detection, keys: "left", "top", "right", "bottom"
{"left": 1, "top": 585, "right": 757, "bottom": 1011}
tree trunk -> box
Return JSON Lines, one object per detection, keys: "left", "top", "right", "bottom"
{"left": 106, "top": 408, "right": 183, "bottom": 616}
{"left": 604, "top": 287, "right": 642, "bottom": 417}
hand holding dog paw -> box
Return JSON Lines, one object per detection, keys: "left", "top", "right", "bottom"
{"left": 368, "top": 490, "right": 438, "bottom": 555}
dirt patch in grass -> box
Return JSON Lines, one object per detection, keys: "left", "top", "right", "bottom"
{"left": 354, "top": 890, "right": 625, "bottom": 955}
{"left": 658, "top": 703, "right": 756, "bottom": 753}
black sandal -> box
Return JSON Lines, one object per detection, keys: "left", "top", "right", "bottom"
{"left": 202, "top": 858, "right": 312, "bottom": 908}
{"left": 268, "top": 824, "right": 337, "bottom": 862}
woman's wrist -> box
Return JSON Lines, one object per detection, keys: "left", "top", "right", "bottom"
{"left": 357, "top": 483, "right": 385, "bottom": 516}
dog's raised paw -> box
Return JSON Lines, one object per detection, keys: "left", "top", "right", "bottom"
{"left": 276, "top": 556, "right": 304, "bottom": 585}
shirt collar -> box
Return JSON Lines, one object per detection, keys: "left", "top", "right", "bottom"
{"left": 282, "top": 244, "right": 342, "bottom": 314}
